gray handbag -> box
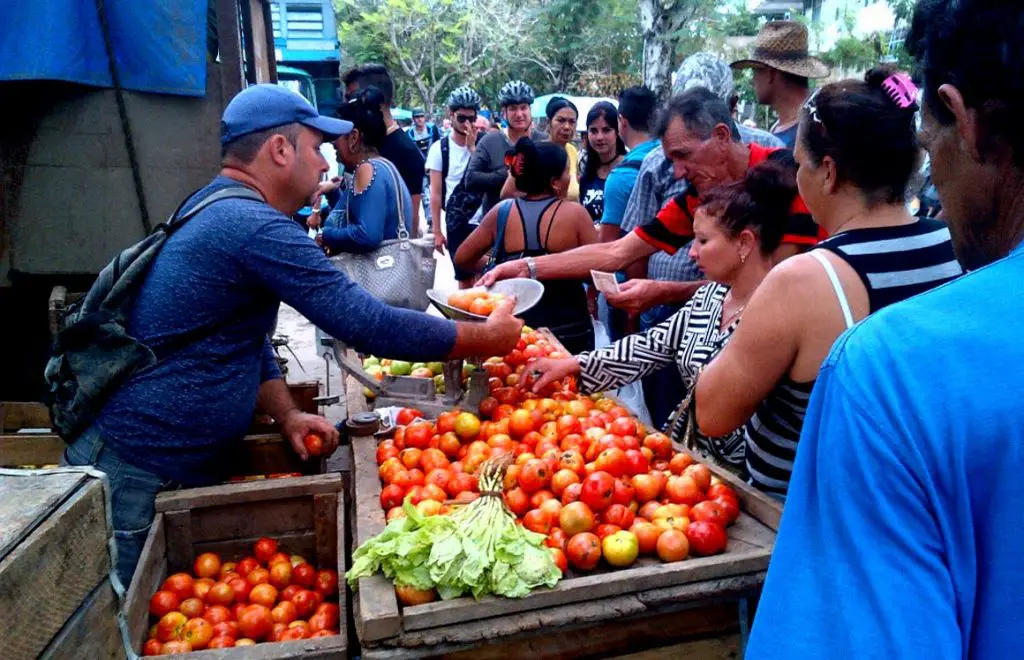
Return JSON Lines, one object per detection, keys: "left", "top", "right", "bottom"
{"left": 330, "top": 158, "right": 436, "bottom": 311}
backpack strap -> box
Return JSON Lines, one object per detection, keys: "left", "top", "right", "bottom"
{"left": 488, "top": 199, "right": 514, "bottom": 268}
{"left": 440, "top": 137, "right": 450, "bottom": 211}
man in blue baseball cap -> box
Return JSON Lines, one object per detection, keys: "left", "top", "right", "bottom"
{"left": 62, "top": 84, "right": 525, "bottom": 586}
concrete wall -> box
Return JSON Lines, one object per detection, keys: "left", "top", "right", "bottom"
{"left": 3, "top": 62, "right": 226, "bottom": 283}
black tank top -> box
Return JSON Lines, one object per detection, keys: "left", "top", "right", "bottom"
{"left": 494, "top": 197, "right": 594, "bottom": 354}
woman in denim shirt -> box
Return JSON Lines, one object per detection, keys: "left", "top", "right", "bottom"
{"left": 312, "top": 86, "right": 413, "bottom": 253}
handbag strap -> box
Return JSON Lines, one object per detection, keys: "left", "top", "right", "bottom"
{"left": 374, "top": 158, "right": 410, "bottom": 241}
{"left": 487, "top": 200, "right": 513, "bottom": 269}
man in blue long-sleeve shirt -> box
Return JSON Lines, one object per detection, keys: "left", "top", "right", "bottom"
{"left": 747, "top": 1, "right": 1024, "bottom": 657}
{"left": 63, "top": 85, "right": 523, "bottom": 585}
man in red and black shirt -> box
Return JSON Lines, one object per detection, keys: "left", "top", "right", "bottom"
{"left": 481, "top": 88, "right": 823, "bottom": 313}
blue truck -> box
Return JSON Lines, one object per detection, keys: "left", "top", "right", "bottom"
{"left": 270, "top": 0, "right": 342, "bottom": 117}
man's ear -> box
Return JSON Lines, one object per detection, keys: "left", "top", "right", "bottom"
{"left": 938, "top": 83, "right": 983, "bottom": 163}
{"left": 266, "top": 134, "right": 293, "bottom": 166}
{"left": 712, "top": 122, "right": 733, "bottom": 145}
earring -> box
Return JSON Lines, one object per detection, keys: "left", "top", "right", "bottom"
{"left": 740, "top": 251, "right": 747, "bottom": 264}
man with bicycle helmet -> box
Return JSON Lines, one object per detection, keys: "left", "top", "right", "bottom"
{"left": 466, "top": 80, "right": 547, "bottom": 215}
{"left": 426, "top": 86, "right": 482, "bottom": 258}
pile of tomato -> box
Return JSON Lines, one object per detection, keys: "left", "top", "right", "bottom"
{"left": 143, "top": 537, "right": 340, "bottom": 655}
{"left": 375, "top": 333, "right": 740, "bottom": 577}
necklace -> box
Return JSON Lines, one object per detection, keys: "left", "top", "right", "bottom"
{"left": 721, "top": 291, "right": 746, "bottom": 329}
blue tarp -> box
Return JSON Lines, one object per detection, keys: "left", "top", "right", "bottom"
{"left": 0, "top": 0, "right": 208, "bottom": 97}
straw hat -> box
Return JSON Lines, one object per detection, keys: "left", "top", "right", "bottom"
{"left": 730, "top": 21, "right": 830, "bottom": 79}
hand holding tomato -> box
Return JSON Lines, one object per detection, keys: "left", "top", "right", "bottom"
{"left": 525, "top": 357, "right": 580, "bottom": 394}
{"left": 280, "top": 410, "right": 338, "bottom": 460}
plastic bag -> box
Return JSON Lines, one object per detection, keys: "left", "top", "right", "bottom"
{"left": 591, "top": 320, "right": 653, "bottom": 427}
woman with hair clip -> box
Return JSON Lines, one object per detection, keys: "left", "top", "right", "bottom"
{"left": 695, "top": 66, "right": 963, "bottom": 498}
{"left": 310, "top": 86, "right": 413, "bottom": 254}
{"left": 525, "top": 159, "right": 799, "bottom": 476}
{"left": 579, "top": 101, "right": 626, "bottom": 222}
{"left": 456, "top": 138, "right": 597, "bottom": 353}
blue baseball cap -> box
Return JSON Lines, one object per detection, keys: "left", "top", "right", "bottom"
{"left": 220, "top": 84, "right": 353, "bottom": 145}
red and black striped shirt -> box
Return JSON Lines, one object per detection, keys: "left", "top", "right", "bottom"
{"left": 634, "top": 144, "right": 824, "bottom": 255}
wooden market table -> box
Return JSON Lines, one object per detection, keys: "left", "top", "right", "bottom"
{"left": 340, "top": 341, "right": 783, "bottom": 660}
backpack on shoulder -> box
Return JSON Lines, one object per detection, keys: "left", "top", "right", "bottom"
{"left": 43, "top": 185, "right": 264, "bottom": 442}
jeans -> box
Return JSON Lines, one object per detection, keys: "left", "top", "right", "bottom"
{"left": 640, "top": 303, "right": 687, "bottom": 430}
{"left": 61, "top": 425, "right": 178, "bottom": 587}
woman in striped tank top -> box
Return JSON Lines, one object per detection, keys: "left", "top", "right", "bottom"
{"left": 694, "top": 66, "right": 963, "bottom": 499}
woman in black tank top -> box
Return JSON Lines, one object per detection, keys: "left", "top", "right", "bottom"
{"left": 455, "top": 138, "right": 598, "bottom": 353}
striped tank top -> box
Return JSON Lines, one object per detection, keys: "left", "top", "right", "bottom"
{"left": 745, "top": 218, "right": 963, "bottom": 497}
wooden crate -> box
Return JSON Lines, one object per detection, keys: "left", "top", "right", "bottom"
{"left": 125, "top": 474, "right": 347, "bottom": 659}
{"left": 0, "top": 468, "right": 124, "bottom": 660}
{"left": 0, "top": 400, "right": 321, "bottom": 477}
{"left": 348, "top": 433, "right": 776, "bottom": 657}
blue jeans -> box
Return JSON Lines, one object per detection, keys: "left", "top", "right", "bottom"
{"left": 61, "top": 425, "right": 178, "bottom": 587}
{"left": 640, "top": 303, "right": 687, "bottom": 430}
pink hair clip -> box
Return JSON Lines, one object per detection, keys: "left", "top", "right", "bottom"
{"left": 882, "top": 72, "right": 918, "bottom": 109}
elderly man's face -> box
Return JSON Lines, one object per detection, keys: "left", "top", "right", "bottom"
{"left": 661, "top": 117, "right": 734, "bottom": 195}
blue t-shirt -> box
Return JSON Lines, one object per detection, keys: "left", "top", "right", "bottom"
{"left": 747, "top": 243, "right": 1024, "bottom": 659}
{"left": 322, "top": 159, "right": 414, "bottom": 253}
{"left": 600, "top": 139, "right": 659, "bottom": 228}
{"left": 96, "top": 176, "right": 456, "bottom": 485}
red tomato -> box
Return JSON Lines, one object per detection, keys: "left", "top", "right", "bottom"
{"left": 405, "top": 422, "right": 434, "bottom": 449}
{"left": 560, "top": 482, "right": 583, "bottom": 505}
{"left": 713, "top": 495, "right": 741, "bottom": 525}
{"left": 157, "top": 611, "right": 188, "bottom": 643}
{"left": 227, "top": 576, "right": 252, "bottom": 603}
{"left": 396, "top": 407, "right": 425, "bottom": 426}
{"left": 179, "top": 597, "right": 205, "bottom": 618}
{"left": 437, "top": 432, "right": 462, "bottom": 459}
{"left": 558, "top": 450, "right": 585, "bottom": 474}
{"left": 565, "top": 532, "right": 602, "bottom": 570}
{"left": 609, "top": 416, "right": 638, "bottom": 437}
{"left": 580, "top": 471, "right": 616, "bottom": 511}
{"left": 253, "top": 537, "right": 278, "bottom": 563}
{"left": 479, "top": 396, "right": 499, "bottom": 419}
{"left": 149, "top": 590, "right": 180, "bottom": 617}
{"left": 611, "top": 477, "right": 635, "bottom": 506}
{"left": 602, "top": 503, "right": 635, "bottom": 529}
{"left": 657, "top": 529, "right": 690, "bottom": 562}
{"left": 143, "top": 639, "right": 164, "bottom": 656}
{"left": 183, "top": 617, "right": 214, "bottom": 650}
{"left": 523, "top": 508, "right": 553, "bottom": 534}
{"left": 642, "top": 432, "right": 673, "bottom": 459}
{"left": 669, "top": 452, "right": 695, "bottom": 474}
{"left": 622, "top": 449, "right": 649, "bottom": 476}
{"left": 246, "top": 567, "right": 270, "bottom": 586}
{"left": 249, "top": 583, "right": 277, "bottom": 607}
{"left": 271, "top": 600, "right": 298, "bottom": 625}
{"left": 505, "top": 487, "right": 531, "bottom": 517}
{"left": 594, "top": 447, "right": 628, "bottom": 477}
{"left": 292, "top": 563, "right": 317, "bottom": 589}
{"left": 683, "top": 464, "right": 712, "bottom": 492}
{"left": 292, "top": 589, "right": 318, "bottom": 618}
{"left": 421, "top": 483, "right": 447, "bottom": 502}
{"left": 549, "top": 547, "right": 568, "bottom": 574}
{"left": 529, "top": 489, "right": 555, "bottom": 509}
{"left": 518, "top": 458, "right": 551, "bottom": 493}
{"left": 160, "top": 640, "right": 193, "bottom": 654}
{"left": 546, "top": 527, "right": 569, "bottom": 551}
{"left": 303, "top": 433, "right": 324, "bottom": 456}
{"left": 162, "top": 573, "right": 195, "bottom": 601}
{"left": 666, "top": 475, "right": 703, "bottom": 506}
{"left": 691, "top": 500, "right": 730, "bottom": 527}
{"left": 550, "top": 468, "right": 580, "bottom": 496}
{"left": 630, "top": 521, "right": 661, "bottom": 555}
{"left": 207, "top": 636, "right": 235, "bottom": 649}
{"left": 193, "top": 552, "right": 221, "bottom": 579}
{"left": 686, "top": 520, "right": 728, "bottom": 556}
{"left": 507, "top": 409, "right": 535, "bottom": 437}
{"left": 238, "top": 604, "right": 273, "bottom": 641}
{"left": 595, "top": 523, "right": 621, "bottom": 540}
{"left": 447, "top": 472, "right": 476, "bottom": 498}
{"left": 380, "top": 484, "right": 406, "bottom": 510}
{"left": 211, "top": 621, "right": 239, "bottom": 639}
{"left": 558, "top": 501, "right": 596, "bottom": 535}
{"left": 204, "top": 582, "right": 234, "bottom": 606}
{"left": 203, "top": 605, "right": 232, "bottom": 625}
{"left": 315, "top": 569, "right": 339, "bottom": 599}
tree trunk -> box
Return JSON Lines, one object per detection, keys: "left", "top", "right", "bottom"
{"left": 638, "top": 0, "right": 676, "bottom": 102}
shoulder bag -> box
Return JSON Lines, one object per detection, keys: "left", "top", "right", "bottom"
{"left": 330, "top": 159, "right": 436, "bottom": 311}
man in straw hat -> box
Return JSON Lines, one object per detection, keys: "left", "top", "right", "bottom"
{"left": 731, "top": 20, "right": 829, "bottom": 148}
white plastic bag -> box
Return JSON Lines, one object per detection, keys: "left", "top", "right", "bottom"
{"left": 591, "top": 320, "right": 653, "bottom": 427}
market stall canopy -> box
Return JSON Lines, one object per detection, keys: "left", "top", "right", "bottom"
{"left": 391, "top": 107, "right": 413, "bottom": 121}
{"left": 531, "top": 94, "right": 618, "bottom": 120}
{"left": 0, "top": 0, "right": 208, "bottom": 96}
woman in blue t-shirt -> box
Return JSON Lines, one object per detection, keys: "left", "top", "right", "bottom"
{"left": 312, "top": 86, "right": 413, "bottom": 254}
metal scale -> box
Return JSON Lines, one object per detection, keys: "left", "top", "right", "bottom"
{"left": 321, "top": 278, "right": 544, "bottom": 419}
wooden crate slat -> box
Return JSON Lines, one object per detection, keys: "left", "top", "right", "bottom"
{"left": 0, "top": 480, "right": 110, "bottom": 660}
{"left": 400, "top": 547, "right": 769, "bottom": 633}
{"left": 126, "top": 514, "right": 168, "bottom": 653}
{"left": 0, "top": 470, "right": 86, "bottom": 557}
{"left": 163, "top": 510, "right": 195, "bottom": 574}
{"left": 186, "top": 497, "right": 313, "bottom": 544}
{"left": 313, "top": 492, "right": 339, "bottom": 569}
{"left": 155, "top": 473, "right": 341, "bottom": 512}
{"left": 39, "top": 579, "right": 125, "bottom": 660}
{"left": 0, "top": 435, "right": 66, "bottom": 467}
{"left": 1, "top": 401, "right": 52, "bottom": 431}
{"left": 171, "top": 635, "right": 346, "bottom": 660}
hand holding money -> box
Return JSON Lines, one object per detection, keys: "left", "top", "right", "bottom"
{"left": 590, "top": 270, "right": 621, "bottom": 295}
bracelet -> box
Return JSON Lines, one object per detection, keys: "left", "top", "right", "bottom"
{"left": 525, "top": 256, "right": 537, "bottom": 279}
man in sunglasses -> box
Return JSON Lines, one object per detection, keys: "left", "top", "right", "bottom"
{"left": 426, "top": 87, "right": 483, "bottom": 257}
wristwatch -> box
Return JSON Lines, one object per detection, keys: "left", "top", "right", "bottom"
{"left": 525, "top": 257, "right": 537, "bottom": 280}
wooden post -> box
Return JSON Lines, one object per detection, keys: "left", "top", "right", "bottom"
{"left": 261, "top": 0, "right": 278, "bottom": 83}
{"left": 216, "top": 0, "right": 244, "bottom": 99}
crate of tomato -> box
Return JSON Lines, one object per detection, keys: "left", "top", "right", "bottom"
{"left": 344, "top": 330, "right": 782, "bottom": 657}
{"left": 125, "top": 474, "right": 346, "bottom": 657}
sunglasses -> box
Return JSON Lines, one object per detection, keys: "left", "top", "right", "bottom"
{"left": 802, "top": 89, "right": 826, "bottom": 134}
{"left": 455, "top": 114, "right": 477, "bottom": 124}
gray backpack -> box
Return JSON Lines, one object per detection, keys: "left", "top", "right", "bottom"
{"left": 44, "top": 185, "right": 264, "bottom": 441}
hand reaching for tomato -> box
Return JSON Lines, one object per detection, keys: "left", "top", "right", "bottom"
{"left": 281, "top": 410, "right": 338, "bottom": 461}
{"left": 524, "top": 357, "right": 581, "bottom": 394}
